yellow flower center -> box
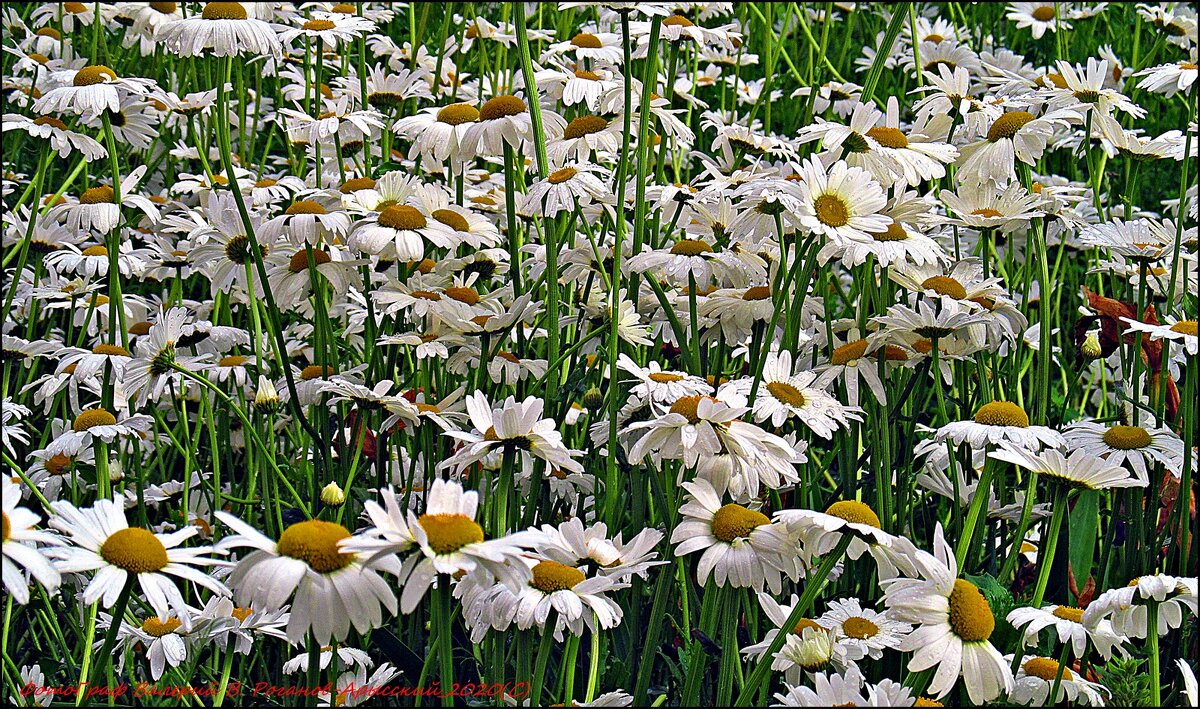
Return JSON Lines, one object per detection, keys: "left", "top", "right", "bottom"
{"left": 285, "top": 200, "right": 327, "bottom": 215}
{"left": 766, "top": 381, "right": 806, "bottom": 408}
{"left": 548, "top": 166, "right": 577, "bottom": 184}
{"left": 743, "top": 286, "right": 772, "bottom": 301}
{"left": 1052, "top": 605, "right": 1085, "bottom": 623}
{"left": 431, "top": 209, "right": 470, "bottom": 232}
{"left": 987, "top": 111, "right": 1036, "bottom": 142}
{"left": 914, "top": 699, "right": 944, "bottom": 707}
{"left": 670, "top": 239, "right": 713, "bottom": 256}
{"left": 971, "top": 208, "right": 1005, "bottom": 220}
{"left": 842, "top": 616, "right": 880, "bottom": 639}
{"left": 1102, "top": 425, "right": 1151, "bottom": 450}
{"left": 814, "top": 194, "right": 850, "bottom": 227}
{"left": 300, "top": 364, "right": 335, "bottom": 380}
{"left": 231, "top": 606, "right": 253, "bottom": 622}
{"left": 925, "top": 33, "right": 945, "bottom": 43}
{"left": 921, "top": 275, "right": 968, "bottom": 300}
{"left": 141, "top": 617, "right": 183, "bottom": 637}
{"left": 33, "top": 116, "right": 66, "bottom": 130}
{"left": 973, "top": 400, "right": 1029, "bottom": 428}
{"left": 436, "top": 103, "right": 480, "bottom": 125}
{"left": 1024, "top": 657, "right": 1073, "bottom": 681}
{"left": 288, "top": 248, "right": 332, "bottom": 273}
{"left": 670, "top": 395, "right": 714, "bottom": 424}
{"left": 711, "top": 503, "right": 770, "bottom": 543}
{"left": 570, "top": 32, "right": 603, "bottom": 49}
{"left": 303, "top": 19, "right": 336, "bottom": 31}
{"left": 73, "top": 408, "right": 117, "bottom": 432}
{"left": 563, "top": 114, "right": 609, "bottom": 139}
{"left": 418, "top": 513, "right": 484, "bottom": 554}
{"left": 80, "top": 245, "right": 109, "bottom": 259}
{"left": 100, "top": 528, "right": 169, "bottom": 573}
{"left": 1, "top": 513, "right": 9, "bottom": 543}
{"left": 338, "top": 177, "right": 375, "bottom": 193}
{"left": 479, "top": 95, "right": 527, "bottom": 121}
{"left": 825, "top": 500, "right": 882, "bottom": 528}
{"left": 45, "top": 452, "right": 72, "bottom": 476}
{"left": 64, "top": 2, "right": 89, "bottom": 12}
{"left": 649, "top": 372, "right": 685, "bottom": 383}
{"left": 948, "top": 578, "right": 994, "bottom": 642}
{"left": 92, "top": 343, "right": 130, "bottom": 356}
{"left": 871, "top": 223, "right": 909, "bottom": 242}
{"left": 150, "top": 2, "right": 177, "bottom": 13}
{"left": 411, "top": 290, "right": 442, "bottom": 301}
{"left": 574, "top": 69, "right": 601, "bottom": 81}
{"left": 530, "top": 560, "right": 586, "bottom": 593}
{"left": 219, "top": 355, "right": 248, "bottom": 367}
{"left": 1032, "top": 6, "right": 1056, "bottom": 21}
{"left": 80, "top": 185, "right": 116, "bottom": 204}
{"left": 664, "top": 14, "right": 694, "bottom": 27}
{"left": 790, "top": 618, "right": 826, "bottom": 634}
{"left": 866, "top": 126, "right": 909, "bottom": 149}
{"left": 74, "top": 65, "right": 118, "bottom": 87}
{"left": 831, "top": 339, "right": 869, "bottom": 365}
{"left": 1169, "top": 320, "right": 1197, "bottom": 336}
{"left": 201, "top": 2, "right": 248, "bottom": 20}
{"left": 444, "top": 287, "right": 480, "bottom": 305}
{"left": 276, "top": 520, "right": 355, "bottom": 573}
{"left": 378, "top": 205, "right": 427, "bottom": 231}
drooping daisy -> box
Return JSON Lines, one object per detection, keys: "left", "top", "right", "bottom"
{"left": 158, "top": 2, "right": 282, "bottom": 58}
{"left": 772, "top": 666, "right": 868, "bottom": 707}
{"left": 1006, "top": 603, "right": 1129, "bottom": 660}
{"left": 1008, "top": 654, "right": 1110, "bottom": 706}
{"left": 1136, "top": 60, "right": 1199, "bottom": 97}
{"left": 935, "top": 400, "right": 1065, "bottom": 450}
{"left": 393, "top": 102, "right": 480, "bottom": 171}
{"left": 48, "top": 496, "right": 227, "bottom": 620}
{"left": 462, "top": 94, "right": 565, "bottom": 158}
{"left": 774, "top": 500, "right": 919, "bottom": 580}
{"left": 440, "top": 391, "right": 584, "bottom": 477}
{"left": 881, "top": 524, "right": 1015, "bottom": 704}
{"left": 1122, "top": 315, "right": 1198, "bottom": 356}
{"left": 956, "top": 108, "right": 1076, "bottom": 185}
{"left": 215, "top": 511, "right": 398, "bottom": 644}
{"left": 669, "top": 476, "right": 799, "bottom": 592}
{"left": 1082, "top": 575, "right": 1197, "bottom": 639}
{"left": 1, "top": 113, "right": 106, "bottom": 160}
{"left": 990, "top": 444, "right": 1148, "bottom": 489}
{"left": 32, "top": 64, "right": 154, "bottom": 117}
{"left": 48, "top": 164, "right": 160, "bottom": 235}
{"left": 1, "top": 477, "right": 62, "bottom": 604}
{"left": 1062, "top": 420, "right": 1185, "bottom": 480}
{"left": 45, "top": 406, "right": 153, "bottom": 457}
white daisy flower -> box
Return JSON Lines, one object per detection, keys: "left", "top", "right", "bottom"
{"left": 935, "top": 400, "right": 1065, "bottom": 450}
{"left": 1062, "top": 420, "right": 1185, "bottom": 479}
{"left": 669, "top": 476, "right": 799, "bottom": 593}
{"left": 158, "top": 2, "right": 282, "bottom": 58}
{"left": 1, "top": 477, "right": 63, "bottom": 604}
{"left": 881, "top": 523, "right": 1014, "bottom": 704}
{"left": 47, "top": 496, "right": 227, "bottom": 621}
{"left": 1008, "top": 654, "right": 1110, "bottom": 706}
{"left": 215, "top": 511, "right": 399, "bottom": 645}
{"left": 340, "top": 480, "right": 536, "bottom": 614}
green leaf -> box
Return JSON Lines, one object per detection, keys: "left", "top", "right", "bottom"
{"left": 1068, "top": 490, "right": 1101, "bottom": 593}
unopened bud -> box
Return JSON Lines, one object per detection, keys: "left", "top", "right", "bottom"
{"left": 1081, "top": 331, "right": 1103, "bottom": 359}
{"left": 582, "top": 386, "right": 605, "bottom": 412}
{"left": 253, "top": 375, "right": 279, "bottom": 412}
{"left": 320, "top": 481, "right": 345, "bottom": 507}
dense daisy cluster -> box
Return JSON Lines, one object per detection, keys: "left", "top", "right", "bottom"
{"left": 1, "top": 1, "right": 1197, "bottom": 707}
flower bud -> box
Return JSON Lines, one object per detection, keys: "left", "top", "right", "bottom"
{"left": 320, "top": 481, "right": 345, "bottom": 507}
